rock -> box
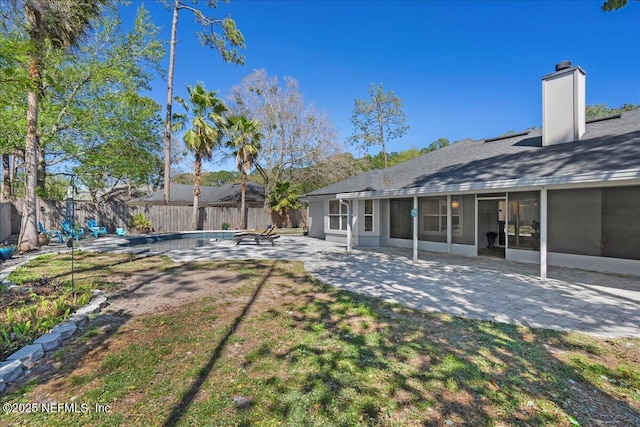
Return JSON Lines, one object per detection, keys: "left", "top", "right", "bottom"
{"left": 232, "top": 396, "right": 253, "bottom": 410}
{"left": 34, "top": 333, "right": 61, "bottom": 351}
{"left": 0, "top": 360, "right": 23, "bottom": 382}
{"left": 69, "top": 314, "right": 88, "bottom": 328}
{"left": 7, "top": 344, "right": 45, "bottom": 368}
{"left": 50, "top": 322, "right": 77, "bottom": 339}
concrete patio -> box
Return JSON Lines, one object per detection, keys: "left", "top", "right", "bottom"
{"left": 77, "top": 234, "right": 640, "bottom": 339}
{"left": 5, "top": 235, "right": 639, "bottom": 338}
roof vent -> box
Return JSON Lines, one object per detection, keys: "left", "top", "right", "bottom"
{"left": 555, "top": 60, "right": 572, "bottom": 72}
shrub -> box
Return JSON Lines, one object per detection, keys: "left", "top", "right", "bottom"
{"left": 132, "top": 213, "right": 152, "bottom": 233}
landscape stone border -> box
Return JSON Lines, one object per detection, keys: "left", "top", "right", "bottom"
{"left": 0, "top": 250, "right": 108, "bottom": 394}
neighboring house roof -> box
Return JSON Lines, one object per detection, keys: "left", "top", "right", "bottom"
{"left": 305, "top": 108, "right": 640, "bottom": 198}
{"left": 128, "top": 182, "right": 266, "bottom": 206}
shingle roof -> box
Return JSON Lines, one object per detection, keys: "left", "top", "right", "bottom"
{"left": 129, "top": 182, "right": 265, "bottom": 206}
{"left": 305, "top": 108, "right": 640, "bottom": 197}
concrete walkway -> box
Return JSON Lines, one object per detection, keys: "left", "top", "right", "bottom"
{"left": 9, "top": 235, "right": 640, "bottom": 338}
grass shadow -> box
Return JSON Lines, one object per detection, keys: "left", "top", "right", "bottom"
{"left": 161, "top": 262, "right": 276, "bottom": 427}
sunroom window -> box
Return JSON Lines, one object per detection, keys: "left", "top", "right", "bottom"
{"left": 422, "top": 197, "right": 462, "bottom": 236}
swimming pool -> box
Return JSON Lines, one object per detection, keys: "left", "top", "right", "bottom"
{"left": 122, "top": 231, "right": 236, "bottom": 252}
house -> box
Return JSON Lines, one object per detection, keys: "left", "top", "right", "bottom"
{"left": 305, "top": 62, "right": 640, "bottom": 278}
{"left": 129, "top": 182, "right": 266, "bottom": 207}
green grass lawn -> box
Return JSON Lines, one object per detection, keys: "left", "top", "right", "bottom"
{"left": 1, "top": 254, "right": 638, "bottom": 426}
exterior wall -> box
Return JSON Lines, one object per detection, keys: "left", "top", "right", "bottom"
{"left": 379, "top": 199, "right": 390, "bottom": 247}
{"left": 355, "top": 199, "right": 382, "bottom": 247}
{"left": 549, "top": 252, "right": 640, "bottom": 276}
{"left": 506, "top": 248, "right": 540, "bottom": 264}
{"left": 307, "top": 199, "right": 325, "bottom": 238}
{"left": 309, "top": 185, "right": 640, "bottom": 276}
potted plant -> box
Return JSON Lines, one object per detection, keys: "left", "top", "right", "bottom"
{"left": 132, "top": 213, "right": 152, "bottom": 234}
{"left": 38, "top": 232, "right": 50, "bottom": 246}
{"left": 0, "top": 244, "right": 16, "bottom": 260}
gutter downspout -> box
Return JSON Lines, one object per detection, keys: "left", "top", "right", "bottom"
{"left": 339, "top": 199, "right": 352, "bottom": 252}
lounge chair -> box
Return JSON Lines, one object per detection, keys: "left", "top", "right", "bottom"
{"left": 38, "top": 221, "right": 63, "bottom": 243}
{"left": 61, "top": 220, "right": 85, "bottom": 241}
{"left": 234, "top": 226, "right": 280, "bottom": 246}
{"left": 87, "top": 218, "right": 108, "bottom": 238}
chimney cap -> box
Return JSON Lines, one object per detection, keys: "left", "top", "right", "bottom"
{"left": 555, "top": 60, "right": 572, "bottom": 72}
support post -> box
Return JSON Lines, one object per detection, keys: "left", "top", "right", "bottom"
{"left": 540, "top": 188, "right": 548, "bottom": 281}
{"left": 447, "top": 195, "right": 452, "bottom": 253}
{"left": 340, "top": 199, "right": 352, "bottom": 252}
{"left": 413, "top": 196, "right": 418, "bottom": 261}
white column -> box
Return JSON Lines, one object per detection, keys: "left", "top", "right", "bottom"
{"left": 540, "top": 188, "right": 548, "bottom": 281}
{"left": 474, "top": 195, "right": 479, "bottom": 256}
{"left": 446, "top": 195, "right": 452, "bottom": 253}
{"left": 413, "top": 196, "right": 418, "bottom": 261}
{"left": 346, "top": 201, "right": 352, "bottom": 252}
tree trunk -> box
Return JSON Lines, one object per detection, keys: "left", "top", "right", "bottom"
{"left": 1, "top": 154, "right": 12, "bottom": 201}
{"left": 163, "top": 0, "right": 180, "bottom": 206}
{"left": 18, "top": 53, "right": 42, "bottom": 252}
{"left": 192, "top": 153, "right": 201, "bottom": 230}
{"left": 37, "top": 142, "right": 46, "bottom": 195}
{"left": 240, "top": 172, "right": 246, "bottom": 229}
{"left": 379, "top": 115, "right": 387, "bottom": 169}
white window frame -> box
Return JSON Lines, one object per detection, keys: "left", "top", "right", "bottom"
{"left": 328, "top": 199, "right": 349, "bottom": 231}
{"left": 422, "top": 197, "right": 463, "bottom": 237}
{"left": 364, "top": 199, "right": 374, "bottom": 232}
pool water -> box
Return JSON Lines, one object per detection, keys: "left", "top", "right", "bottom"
{"left": 122, "top": 231, "right": 235, "bottom": 252}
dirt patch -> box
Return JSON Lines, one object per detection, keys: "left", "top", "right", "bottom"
{"left": 104, "top": 264, "right": 240, "bottom": 316}
{"left": 4, "top": 263, "right": 243, "bottom": 392}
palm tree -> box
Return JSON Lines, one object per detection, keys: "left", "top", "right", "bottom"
{"left": 226, "top": 115, "right": 262, "bottom": 229}
{"left": 268, "top": 181, "right": 303, "bottom": 228}
{"left": 13, "top": 0, "right": 107, "bottom": 252}
{"left": 173, "top": 83, "right": 227, "bottom": 229}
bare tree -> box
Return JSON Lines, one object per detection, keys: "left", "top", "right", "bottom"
{"left": 228, "top": 69, "right": 341, "bottom": 195}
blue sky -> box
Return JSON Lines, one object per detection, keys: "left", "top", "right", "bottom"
{"left": 121, "top": 0, "right": 640, "bottom": 171}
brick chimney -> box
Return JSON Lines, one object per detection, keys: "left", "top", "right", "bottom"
{"left": 542, "top": 61, "right": 586, "bottom": 146}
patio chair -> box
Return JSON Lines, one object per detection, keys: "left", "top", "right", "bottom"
{"left": 87, "top": 218, "right": 108, "bottom": 238}
{"left": 234, "top": 226, "right": 280, "bottom": 246}
{"left": 38, "top": 221, "right": 63, "bottom": 243}
{"left": 61, "top": 220, "right": 85, "bottom": 241}
{"left": 234, "top": 225, "right": 275, "bottom": 238}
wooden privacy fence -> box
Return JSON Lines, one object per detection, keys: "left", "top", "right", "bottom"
{"left": 0, "top": 202, "right": 12, "bottom": 242}
{"left": 8, "top": 198, "right": 306, "bottom": 235}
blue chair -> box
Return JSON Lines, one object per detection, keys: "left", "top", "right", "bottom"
{"left": 38, "top": 221, "right": 63, "bottom": 243}
{"left": 61, "top": 220, "right": 85, "bottom": 240}
{"left": 87, "top": 218, "right": 108, "bottom": 238}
